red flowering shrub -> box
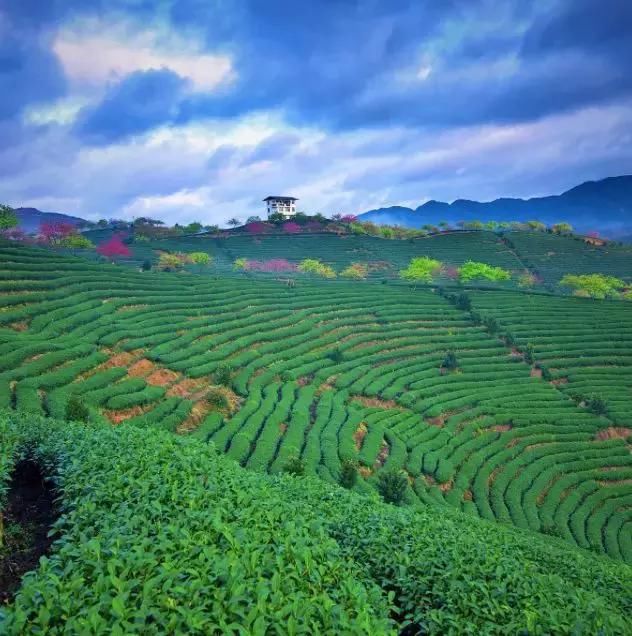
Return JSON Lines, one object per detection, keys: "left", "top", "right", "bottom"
{"left": 246, "top": 222, "right": 268, "bottom": 234}
{"left": 96, "top": 234, "right": 131, "bottom": 258}
{"left": 341, "top": 215, "right": 357, "bottom": 223}
{"left": 243, "top": 258, "right": 297, "bottom": 272}
{"left": 444, "top": 266, "right": 459, "bottom": 280}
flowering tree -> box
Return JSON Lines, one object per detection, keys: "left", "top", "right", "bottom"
{"left": 39, "top": 222, "right": 76, "bottom": 245}
{"left": 282, "top": 222, "right": 301, "bottom": 234}
{"left": 96, "top": 234, "right": 131, "bottom": 258}
{"left": 341, "top": 263, "right": 368, "bottom": 279}
{"left": 341, "top": 214, "right": 357, "bottom": 223}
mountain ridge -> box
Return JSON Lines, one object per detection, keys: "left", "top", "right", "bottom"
{"left": 358, "top": 175, "right": 632, "bottom": 236}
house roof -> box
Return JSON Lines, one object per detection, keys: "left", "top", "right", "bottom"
{"left": 263, "top": 196, "right": 298, "bottom": 202}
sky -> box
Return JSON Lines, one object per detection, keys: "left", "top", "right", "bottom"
{"left": 1, "top": 0, "right": 632, "bottom": 226}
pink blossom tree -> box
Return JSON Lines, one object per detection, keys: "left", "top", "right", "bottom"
{"left": 341, "top": 214, "right": 357, "bottom": 223}
{"left": 246, "top": 221, "right": 268, "bottom": 234}
{"left": 282, "top": 222, "right": 301, "bottom": 233}
{"left": 39, "top": 222, "right": 76, "bottom": 245}
{"left": 96, "top": 234, "right": 131, "bottom": 258}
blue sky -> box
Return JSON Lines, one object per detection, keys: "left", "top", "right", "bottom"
{"left": 1, "top": 0, "right": 631, "bottom": 225}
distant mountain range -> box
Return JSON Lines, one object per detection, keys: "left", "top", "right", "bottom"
{"left": 358, "top": 175, "right": 632, "bottom": 237}
{"left": 14, "top": 208, "right": 88, "bottom": 233}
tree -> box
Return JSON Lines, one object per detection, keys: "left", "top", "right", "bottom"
{"left": 59, "top": 234, "right": 94, "bottom": 249}
{"left": 133, "top": 217, "right": 164, "bottom": 226}
{"left": 141, "top": 260, "right": 152, "bottom": 271}
{"left": 96, "top": 219, "right": 108, "bottom": 228}
{"left": 215, "top": 365, "right": 233, "bottom": 386}
{"left": 526, "top": 220, "right": 546, "bottom": 231}
{"left": 339, "top": 459, "right": 358, "bottom": 489}
{"left": 187, "top": 252, "right": 211, "bottom": 265}
{"left": 399, "top": 257, "right": 442, "bottom": 283}
{"left": 246, "top": 216, "right": 261, "bottom": 224}
{"left": 0, "top": 204, "right": 18, "bottom": 231}
{"left": 377, "top": 469, "right": 408, "bottom": 505}
{"left": 39, "top": 222, "right": 76, "bottom": 245}
{"left": 560, "top": 273, "right": 625, "bottom": 299}
{"left": 454, "top": 293, "right": 471, "bottom": 311}
{"left": 227, "top": 218, "right": 241, "bottom": 227}
{"left": 96, "top": 235, "right": 131, "bottom": 258}
{"left": 184, "top": 222, "right": 203, "bottom": 233}
{"left": 552, "top": 222, "right": 573, "bottom": 235}
{"left": 587, "top": 395, "right": 607, "bottom": 416}
{"left": 458, "top": 261, "right": 511, "bottom": 283}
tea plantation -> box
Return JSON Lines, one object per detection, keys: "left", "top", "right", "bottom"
{"left": 1, "top": 240, "right": 631, "bottom": 633}
{"left": 1, "top": 412, "right": 630, "bottom": 634}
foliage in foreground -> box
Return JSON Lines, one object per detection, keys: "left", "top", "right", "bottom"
{"left": 1, "top": 412, "right": 630, "bottom": 635}
{"left": 458, "top": 261, "right": 512, "bottom": 283}
{"left": 399, "top": 256, "right": 442, "bottom": 283}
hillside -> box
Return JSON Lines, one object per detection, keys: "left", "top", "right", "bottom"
{"left": 13, "top": 208, "right": 88, "bottom": 233}
{"left": 359, "top": 175, "right": 632, "bottom": 236}
{"left": 0, "top": 244, "right": 630, "bottom": 565}
{"left": 81, "top": 227, "right": 632, "bottom": 288}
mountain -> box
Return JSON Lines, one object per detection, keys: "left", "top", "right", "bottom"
{"left": 358, "top": 175, "right": 632, "bottom": 236}
{"left": 14, "top": 208, "right": 89, "bottom": 233}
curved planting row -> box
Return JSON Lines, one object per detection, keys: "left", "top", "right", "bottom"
{"left": 0, "top": 245, "right": 630, "bottom": 562}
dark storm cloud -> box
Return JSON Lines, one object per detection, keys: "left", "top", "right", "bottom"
{"left": 74, "top": 69, "right": 189, "bottom": 144}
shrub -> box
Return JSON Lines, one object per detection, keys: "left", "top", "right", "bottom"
{"left": 376, "top": 469, "right": 408, "bottom": 505}
{"left": 65, "top": 395, "right": 89, "bottom": 422}
{"left": 157, "top": 252, "right": 186, "bottom": 271}
{"left": 233, "top": 257, "right": 247, "bottom": 270}
{"left": 523, "top": 343, "right": 535, "bottom": 365}
{"left": 458, "top": 261, "right": 511, "bottom": 283}
{"left": 215, "top": 365, "right": 233, "bottom": 386}
{"left": 587, "top": 395, "right": 607, "bottom": 416}
{"left": 282, "top": 222, "right": 301, "bottom": 234}
{"left": 283, "top": 456, "right": 305, "bottom": 476}
{"left": 327, "top": 348, "right": 344, "bottom": 363}
{"left": 455, "top": 293, "right": 472, "bottom": 311}
{"left": 441, "top": 350, "right": 458, "bottom": 372}
{"left": 298, "top": 259, "right": 336, "bottom": 278}
{"left": 141, "top": 260, "right": 152, "bottom": 271}
{"left": 552, "top": 222, "right": 573, "bottom": 234}
{"left": 399, "top": 257, "right": 442, "bottom": 283}
{"left": 0, "top": 204, "right": 18, "bottom": 231}
{"left": 206, "top": 388, "right": 229, "bottom": 409}
{"left": 340, "top": 263, "right": 368, "bottom": 279}
{"left": 339, "top": 459, "right": 358, "bottom": 489}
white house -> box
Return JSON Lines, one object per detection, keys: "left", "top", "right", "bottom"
{"left": 263, "top": 196, "right": 298, "bottom": 218}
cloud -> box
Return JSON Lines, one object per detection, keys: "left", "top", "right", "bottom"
{"left": 73, "top": 69, "right": 189, "bottom": 144}
{"left": 52, "top": 20, "right": 234, "bottom": 92}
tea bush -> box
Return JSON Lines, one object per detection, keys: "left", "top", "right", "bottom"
{"left": 1, "top": 412, "right": 631, "bottom": 634}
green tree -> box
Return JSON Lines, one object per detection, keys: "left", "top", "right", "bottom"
{"left": 226, "top": 218, "right": 241, "bottom": 227}
{"left": 59, "top": 234, "right": 94, "bottom": 249}
{"left": 340, "top": 263, "right": 368, "bottom": 279}
{"left": 298, "top": 258, "right": 336, "bottom": 278}
{"left": 188, "top": 252, "right": 211, "bottom": 265}
{"left": 0, "top": 204, "right": 18, "bottom": 231}
{"left": 587, "top": 395, "right": 607, "bottom": 416}
{"left": 552, "top": 222, "right": 573, "bottom": 234}
{"left": 399, "top": 257, "right": 442, "bottom": 283}
{"left": 377, "top": 470, "right": 408, "bottom": 505}
{"left": 560, "top": 273, "right": 625, "bottom": 299}
{"left": 184, "top": 222, "right": 203, "bottom": 233}
{"left": 246, "top": 216, "right": 261, "bottom": 224}
{"left": 215, "top": 365, "right": 233, "bottom": 386}
{"left": 458, "top": 261, "right": 511, "bottom": 283}
{"left": 526, "top": 220, "right": 546, "bottom": 231}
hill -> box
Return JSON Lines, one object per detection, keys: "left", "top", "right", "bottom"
{"left": 359, "top": 175, "right": 632, "bottom": 236}
{"left": 13, "top": 207, "right": 88, "bottom": 233}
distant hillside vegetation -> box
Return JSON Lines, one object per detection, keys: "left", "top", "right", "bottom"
{"left": 14, "top": 207, "right": 88, "bottom": 233}
{"left": 359, "top": 175, "right": 632, "bottom": 236}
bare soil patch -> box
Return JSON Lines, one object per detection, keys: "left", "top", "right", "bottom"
{"left": 147, "top": 368, "right": 180, "bottom": 386}
{"left": 595, "top": 427, "right": 631, "bottom": 441}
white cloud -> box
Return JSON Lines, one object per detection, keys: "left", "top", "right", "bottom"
{"left": 53, "top": 19, "right": 234, "bottom": 92}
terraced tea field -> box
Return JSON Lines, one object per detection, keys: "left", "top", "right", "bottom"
{"left": 1, "top": 245, "right": 631, "bottom": 563}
